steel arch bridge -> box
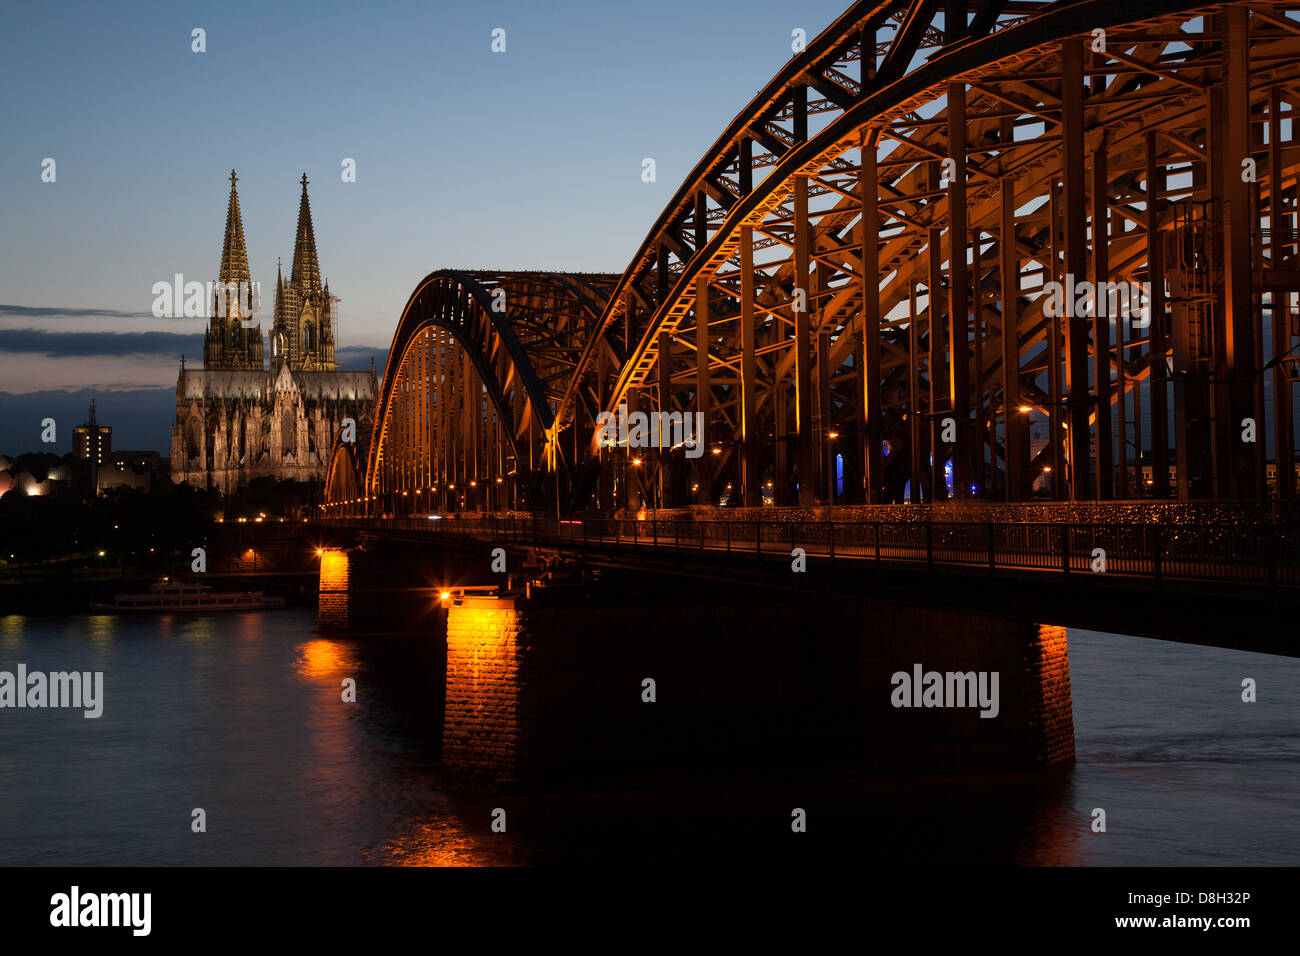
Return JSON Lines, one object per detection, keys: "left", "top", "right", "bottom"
{"left": 326, "top": 0, "right": 1300, "bottom": 518}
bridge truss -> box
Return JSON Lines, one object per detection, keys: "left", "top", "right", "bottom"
{"left": 326, "top": 0, "right": 1300, "bottom": 516}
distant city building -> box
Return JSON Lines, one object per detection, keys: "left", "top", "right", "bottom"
{"left": 0, "top": 448, "right": 165, "bottom": 499}
{"left": 171, "top": 171, "right": 377, "bottom": 493}
{"left": 98, "top": 450, "right": 163, "bottom": 495}
{"left": 73, "top": 401, "right": 112, "bottom": 466}
{"left": 0, "top": 453, "right": 74, "bottom": 498}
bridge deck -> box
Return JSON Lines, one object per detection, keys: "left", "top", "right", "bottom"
{"left": 325, "top": 515, "right": 1300, "bottom": 589}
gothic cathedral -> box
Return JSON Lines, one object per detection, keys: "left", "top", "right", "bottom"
{"left": 171, "top": 172, "right": 377, "bottom": 493}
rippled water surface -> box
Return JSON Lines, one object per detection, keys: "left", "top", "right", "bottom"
{"left": 0, "top": 612, "right": 1294, "bottom": 865}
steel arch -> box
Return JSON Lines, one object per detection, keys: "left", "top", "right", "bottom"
{"left": 363, "top": 269, "right": 616, "bottom": 509}
{"left": 328, "top": 0, "right": 1300, "bottom": 517}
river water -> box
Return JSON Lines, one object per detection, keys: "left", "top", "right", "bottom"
{"left": 0, "top": 610, "right": 1295, "bottom": 866}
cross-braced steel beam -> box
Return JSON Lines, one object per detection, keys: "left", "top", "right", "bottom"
{"left": 326, "top": 0, "right": 1300, "bottom": 518}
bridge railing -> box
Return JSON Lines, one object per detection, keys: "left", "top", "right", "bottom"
{"left": 334, "top": 515, "right": 1300, "bottom": 587}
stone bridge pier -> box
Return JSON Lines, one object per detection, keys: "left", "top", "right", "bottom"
{"left": 438, "top": 575, "right": 1074, "bottom": 791}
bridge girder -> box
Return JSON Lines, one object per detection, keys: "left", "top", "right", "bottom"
{"left": 337, "top": 270, "right": 616, "bottom": 512}
{"left": 327, "top": 0, "right": 1300, "bottom": 517}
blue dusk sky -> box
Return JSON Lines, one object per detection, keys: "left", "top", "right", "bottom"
{"left": 0, "top": 0, "right": 849, "bottom": 451}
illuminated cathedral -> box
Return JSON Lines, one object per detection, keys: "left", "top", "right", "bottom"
{"left": 171, "top": 171, "right": 377, "bottom": 493}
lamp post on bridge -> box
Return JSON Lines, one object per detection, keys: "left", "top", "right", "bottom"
{"left": 826, "top": 429, "right": 839, "bottom": 507}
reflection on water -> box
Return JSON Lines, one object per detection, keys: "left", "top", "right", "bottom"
{"left": 0, "top": 612, "right": 1294, "bottom": 865}
{"left": 0, "top": 614, "right": 23, "bottom": 648}
{"left": 82, "top": 614, "right": 119, "bottom": 652}
{"left": 295, "top": 638, "right": 355, "bottom": 682}
{"left": 368, "top": 801, "right": 512, "bottom": 867}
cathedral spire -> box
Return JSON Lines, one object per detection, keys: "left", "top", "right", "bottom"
{"left": 219, "top": 169, "right": 250, "bottom": 283}
{"left": 290, "top": 173, "right": 321, "bottom": 288}
{"left": 206, "top": 169, "right": 262, "bottom": 370}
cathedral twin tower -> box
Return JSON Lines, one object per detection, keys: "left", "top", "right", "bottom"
{"left": 204, "top": 170, "right": 337, "bottom": 372}
{"left": 172, "top": 171, "right": 377, "bottom": 493}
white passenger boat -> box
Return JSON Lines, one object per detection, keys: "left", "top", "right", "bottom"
{"left": 91, "top": 578, "right": 287, "bottom": 612}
